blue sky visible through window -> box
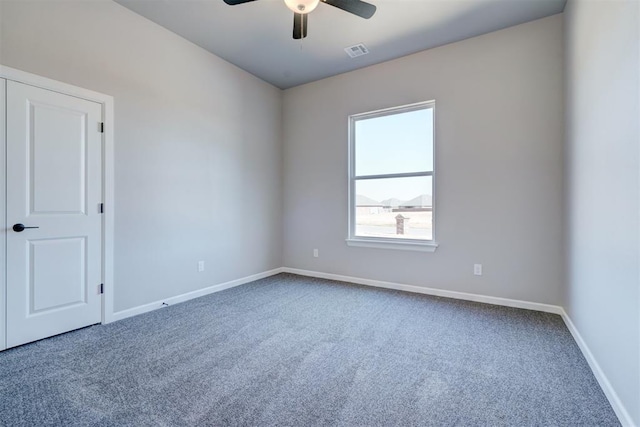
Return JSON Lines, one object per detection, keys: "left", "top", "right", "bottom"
{"left": 355, "top": 108, "right": 433, "bottom": 203}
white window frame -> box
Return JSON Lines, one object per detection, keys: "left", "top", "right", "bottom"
{"left": 346, "top": 100, "right": 438, "bottom": 252}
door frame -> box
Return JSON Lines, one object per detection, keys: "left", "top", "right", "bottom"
{"left": 0, "top": 65, "right": 115, "bottom": 351}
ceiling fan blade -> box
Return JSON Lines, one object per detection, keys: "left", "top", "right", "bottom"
{"left": 223, "top": 0, "right": 258, "bottom": 5}
{"left": 322, "top": 0, "right": 376, "bottom": 19}
{"left": 293, "top": 13, "right": 308, "bottom": 40}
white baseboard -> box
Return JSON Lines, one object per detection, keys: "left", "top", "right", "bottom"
{"left": 561, "top": 311, "right": 636, "bottom": 427}
{"left": 109, "top": 267, "right": 284, "bottom": 322}
{"left": 282, "top": 267, "right": 564, "bottom": 314}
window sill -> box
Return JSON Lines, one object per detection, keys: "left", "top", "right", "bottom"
{"left": 346, "top": 238, "right": 439, "bottom": 252}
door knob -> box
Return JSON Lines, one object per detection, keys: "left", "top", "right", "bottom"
{"left": 12, "top": 224, "right": 39, "bottom": 232}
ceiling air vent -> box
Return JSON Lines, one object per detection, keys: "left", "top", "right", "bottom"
{"left": 344, "top": 43, "right": 369, "bottom": 58}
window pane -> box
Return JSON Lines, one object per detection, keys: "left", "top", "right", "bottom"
{"left": 355, "top": 108, "right": 433, "bottom": 176}
{"left": 355, "top": 176, "right": 433, "bottom": 241}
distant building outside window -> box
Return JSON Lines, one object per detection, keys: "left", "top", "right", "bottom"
{"left": 347, "top": 101, "right": 437, "bottom": 252}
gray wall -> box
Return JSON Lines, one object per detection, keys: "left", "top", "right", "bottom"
{"left": 283, "top": 15, "right": 565, "bottom": 305}
{"left": 564, "top": 0, "right": 640, "bottom": 424}
{"left": 0, "top": 0, "right": 283, "bottom": 312}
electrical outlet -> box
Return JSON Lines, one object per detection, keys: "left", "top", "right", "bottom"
{"left": 198, "top": 260, "right": 205, "bottom": 272}
{"left": 474, "top": 264, "right": 483, "bottom": 276}
{"left": 313, "top": 249, "right": 319, "bottom": 258}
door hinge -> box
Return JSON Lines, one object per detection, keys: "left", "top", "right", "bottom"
{"left": 99, "top": 203, "right": 104, "bottom": 214}
{"left": 100, "top": 284, "right": 104, "bottom": 294}
{"left": 100, "top": 122, "right": 104, "bottom": 133}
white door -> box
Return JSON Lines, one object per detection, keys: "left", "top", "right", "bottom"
{"left": 6, "top": 80, "right": 103, "bottom": 348}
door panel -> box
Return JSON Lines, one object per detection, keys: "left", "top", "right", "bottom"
{"left": 30, "top": 237, "right": 87, "bottom": 313}
{"left": 6, "top": 81, "right": 102, "bottom": 348}
{"left": 30, "top": 101, "right": 87, "bottom": 215}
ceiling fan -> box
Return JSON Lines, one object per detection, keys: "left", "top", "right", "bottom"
{"left": 222, "top": 0, "right": 377, "bottom": 40}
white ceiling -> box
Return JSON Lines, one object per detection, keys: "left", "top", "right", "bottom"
{"left": 114, "top": 0, "right": 566, "bottom": 89}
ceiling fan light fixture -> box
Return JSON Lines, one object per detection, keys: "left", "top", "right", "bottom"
{"left": 284, "top": 0, "right": 320, "bottom": 14}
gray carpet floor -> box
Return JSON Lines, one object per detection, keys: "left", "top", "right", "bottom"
{"left": 0, "top": 273, "right": 619, "bottom": 426}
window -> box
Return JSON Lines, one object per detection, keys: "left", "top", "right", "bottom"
{"left": 347, "top": 101, "right": 437, "bottom": 252}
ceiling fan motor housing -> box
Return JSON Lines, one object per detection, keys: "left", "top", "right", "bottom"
{"left": 284, "top": 0, "right": 320, "bottom": 14}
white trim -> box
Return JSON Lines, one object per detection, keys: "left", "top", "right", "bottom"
{"left": 347, "top": 100, "right": 437, "bottom": 250}
{"left": 101, "top": 95, "right": 115, "bottom": 324}
{"left": 110, "top": 268, "right": 284, "bottom": 322}
{"left": 0, "top": 66, "right": 112, "bottom": 104}
{"left": 350, "top": 100, "right": 437, "bottom": 120}
{"left": 637, "top": 6, "right": 640, "bottom": 427}
{"left": 0, "top": 78, "right": 6, "bottom": 351}
{"left": 346, "top": 238, "right": 438, "bottom": 252}
{"left": 355, "top": 171, "right": 433, "bottom": 181}
{"left": 560, "top": 311, "right": 636, "bottom": 427}
{"left": 0, "top": 65, "right": 116, "bottom": 326}
{"left": 281, "top": 267, "right": 563, "bottom": 314}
